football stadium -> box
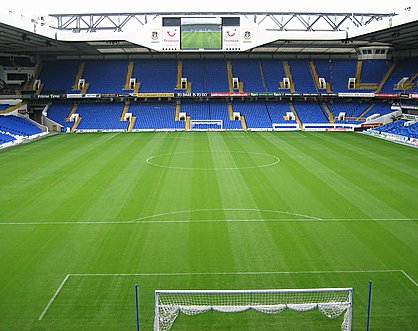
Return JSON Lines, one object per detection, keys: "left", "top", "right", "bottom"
{"left": 0, "top": 0, "right": 417, "bottom": 330}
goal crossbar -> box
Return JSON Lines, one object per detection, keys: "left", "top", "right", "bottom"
{"left": 154, "top": 287, "right": 353, "bottom": 331}
{"left": 190, "top": 119, "right": 223, "bottom": 130}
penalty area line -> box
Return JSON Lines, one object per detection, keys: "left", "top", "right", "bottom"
{"left": 38, "top": 269, "right": 417, "bottom": 321}
{"left": 38, "top": 274, "right": 71, "bottom": 320}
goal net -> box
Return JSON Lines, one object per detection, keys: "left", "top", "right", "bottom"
{"left": 190, "top": 119, "right": 223, "bottom": 130}
{"left": 154, "top": 287, "right": 353, "bottom": 331}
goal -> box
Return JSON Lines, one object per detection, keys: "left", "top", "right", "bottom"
{"left": 190, "top": 119, "right": 223, "bottom": 130}
{"left": 154, "top": 287, "right": 353, "bottom": 331}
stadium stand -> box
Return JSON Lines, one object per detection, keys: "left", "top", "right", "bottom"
{"left": 261, "top": 60, "right": 287, "bottom": 91}
{"left": 39, "top": 60, "right": 80, "bottom": 92}
{"left": 231, "top": 59, "right": 265, "bottom": 92}
{"left": 360, "top": 60, "right": 390, "bottom": 86}
{"left": 288, "top": 60, "right": 317, "bottom": 93}
{"left": 293, "top": 102, "right": 329, "bottom": 124}
{"left": 380, "top": 58, "right": 418, "bottom": 92}
{"left": 0, "top": 115, "right": 41, "bottom": 137}
{"left": 182, "top": 59, "right": 205, "bottom": 92}
{"left": 233, "top": 102, "right": 272, "bottom": 129}
{"left": 0, "top": 104, "right": 12, "bottom": 112}
{"left": 209, "top": 102, "right": 242, "bottom": 129}
{"left": 129, "top": 103, "right": 184, "bottom": 130}
{"left": 132, "top": 60, "right": 177, "bottom": 92}
{"left": 75, "top": 103, "right": 128, "bottom": 131}
{"left": 266, "top": 102, "right": 296, "bottom": 124}
{"left": 82, "top": 60, "right": 127, "bottom": 94}
{"left": 46, "top": 103, "right": 74, "bottom": 130}
{"left": 362, "top": 102, "right": 393, "bottom": 118}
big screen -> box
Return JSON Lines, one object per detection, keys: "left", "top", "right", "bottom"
{"left": 181, "top": 18, "right": 222, "bottom": 50}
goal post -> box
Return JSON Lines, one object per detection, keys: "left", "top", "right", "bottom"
{"left": 154, "top": 287, "right": 353, "bottom": 331}
{"left": 189, "top": 119, "right": 223, "bottom": 130}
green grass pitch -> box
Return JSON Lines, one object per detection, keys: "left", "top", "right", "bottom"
{"left": 181, "top": 31, "right": 221, "bottom": 49}
{"left": 0, "top": 131, "right": 417, "bottom": 330}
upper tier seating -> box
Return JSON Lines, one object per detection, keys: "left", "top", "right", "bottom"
{"left": 360, "top": 60, "right": 389, "bottom": 85}
{"left": 381, "top": 58, "right": 418, "bottom": 93}
{"left": 39, "top": 60, "right": 80, "bottom": 92}
{"left": 232, "top": 59, "right": 265, "bottom": 92}
{"left": 83, "top": 60, "right": 127, "bottom": 94}
{"left": 37, "top": 57, "right": 418, "bottom": 94}
{"left": 315, "top": 60, "right": 357, "bottom": 93}
{"left": 132, "top": 60, "right": 177, "bottom": 92}
{"left": 288, "top": 60, "right": 317, "bottom": 93}
{"left": 261, "top": 60, "right": 287, "bottom": 92}
{"left": 182, "top": 60, "right": 205, "bottom": 92}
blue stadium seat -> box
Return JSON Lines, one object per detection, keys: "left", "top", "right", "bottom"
{"left": 130, "top": 103, "right": 184, "bottom": 130}
{"left": 0, "top": 115, "right": 41, "bottom": 137}
{"left": 233, "top": 102, "right": 272, "bottom": 129}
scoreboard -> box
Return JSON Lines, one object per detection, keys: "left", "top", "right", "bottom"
{"left": 148, "top": 16, "right": 248, "bottom": 52}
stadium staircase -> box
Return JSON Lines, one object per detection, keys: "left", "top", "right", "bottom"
{"left": 123, "top": 61, "right": 134, "bottom": 90}
{"left": 259, "top": 60, "right": 268, "bottom": 91}
{"left": 355, "top": 60, "right": 362, "bottom": 82}
{"left": 375, "top": 62, "right": 397, "bottom": 93}
{"left": 120, "top": 101, "right": 130, "bottom": 120}
{"left": 240, "top": 115, "right": 247, "bottom": 131}
{"left": 401, "top": 71, "right": 418, "bottom": 90}
{"left": 72, "top": 62, "right": 85, "bottom": 90}
{"left": 65, "top": 103, "right": 78, "bottom": 121}
{"left": 175, "top": 103, "right": 180, "bottom": 120}
{"left": 288, "top": 103, "right": 303, "bottom": 130}
{"left": 356, "top": 103, "right": 375, "bottom": 120}
{"left": 282, "top": 61, "right": 296, "bottom": 92}
{"left": 70, "top": 116, "right": 81, "bottom": 132}
{"left": 127, "top": 115, "right": 136, "bottom": 132}
{"left": 185, "top": 115, "right": 190, "bottom": 130}
{"left": 127, "top": 116, "right": 136, "bottom": 132}
{"left": 176, "top": 61, "right": 182, "bottom": 89}
{"left": 228, "top": 103, "right": 234, "bottom": 120}
{"left": 23, "top": 62, "right": 42, "bottom": 91}
{"left": 321, "top": 102, "right": 335, "bottom": 123}
{"left": 308, "top": 61, "right": 320, "bottom": 91}
{"left": 226, "top": 60, "right": 234, "bottom": 92}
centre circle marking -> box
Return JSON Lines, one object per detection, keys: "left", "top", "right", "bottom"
{"left": 146, "top": 151, "right": 280, "bottom": 170}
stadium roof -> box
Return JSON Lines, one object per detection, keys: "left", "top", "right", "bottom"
{"left": 0, "top": 9, "right": 417, "bottom": 57}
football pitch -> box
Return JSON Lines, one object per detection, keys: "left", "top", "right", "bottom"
{"left": 181, "top": 31, "right": 221, "bottom": 49}
{"left": 0, "top": 131, "right": 417, "bottom": 330}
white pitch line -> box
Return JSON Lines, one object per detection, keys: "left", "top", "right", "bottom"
{"left": 128, "top": 208, "right": 322, "bottom": 223}
{"left": 69, "top": 269, "right": 402, "bottom": 277}
{"left": 400, "top": 270, "right": 418, "bottom": 288}
{"left": 1, "top": 218, "right": 418, "bottom": 226}
{"left": 38, "top": 274, "right": 71, "bottom": 320}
